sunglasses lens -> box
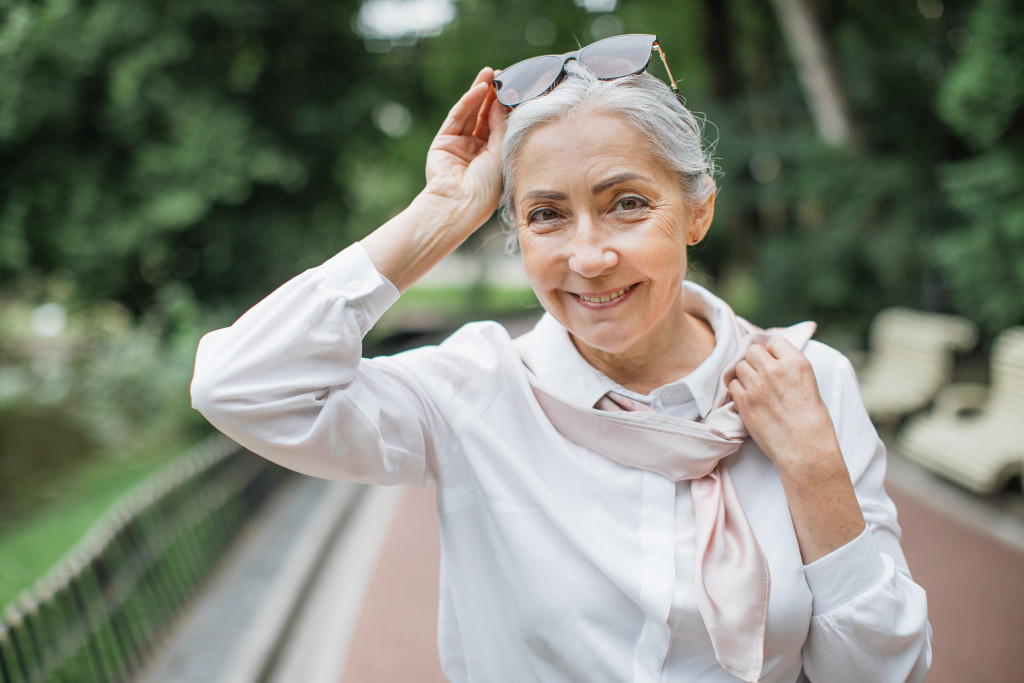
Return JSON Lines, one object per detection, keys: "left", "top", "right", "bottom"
{"left": 579, "top": 34, "right": 655, "bottom": 79}
{"left": 495, "top": 35, "right": 660, "bottom": 107}
{"left": 495, "top": 55, "right": 565, "bottom": 106}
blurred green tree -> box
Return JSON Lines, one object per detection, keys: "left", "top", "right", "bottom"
{"left": 0, "top": 0, "right": 399, "bottom": 316}
{"left": 933, "top": 0, "right": 1024, "bottom": 335}
{"left": 2, "top": 0, "right": 1019, "bottom": 342}
{"left": 696, "top": 0, "right": 987, "bottom": 338}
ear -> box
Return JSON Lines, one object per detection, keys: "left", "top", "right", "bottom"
{"left": 687, "top": 184, "right": 716, "bottom": 246}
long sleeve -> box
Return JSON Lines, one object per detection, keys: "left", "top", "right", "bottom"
{"left": 800, "top": 347, "right": 932, "bottom": 682}
{"left": 190, "top": 242, "right": 445, "bottom": 487}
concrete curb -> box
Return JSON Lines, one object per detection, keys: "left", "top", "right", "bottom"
{"left": 140, "top": 476, "right": 369, "bottom": 682}
{"left": 264, "top": 485, "right": 405, "bottom": 683}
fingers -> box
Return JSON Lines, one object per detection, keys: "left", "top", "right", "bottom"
{"left": 730, "top": 358, "right": 759, "bottom": 408}
{"left": 472, "top": 65, "right": 494, "bottom": 87}
{"left": 439, "top": 68, "right": 496, "bottom": 138}
{"left": 731, "top": 339, "right": 808, "bottom": 393}
{"left": 734, "top": 344, "right": 772, "bottom": 389}
{"left": 472, "top": 80, "right": 499, "bottom": 141}
{"left": 487, "top": 84, "right": 508, "bottom": 140}
{"left": 739, "top": 338, "right": 802, "bottom": 372}
{"left": 463, "top": 67, "right": 496, "bottom": 138}
{"left": 727, "top": 376, "right": 745, "bottom": 404}
{"left": 765, "top": 337, "right": 800, "bottom": 359}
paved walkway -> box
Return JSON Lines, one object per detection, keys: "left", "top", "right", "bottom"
{"left": 889, "top": 484, "right": 1024, "bottom": 682}
{"left": 340, "top": 485, "right": 446, "bottom": 682}
{"left": 335, "top": 452, "right": 1024, "bottom": 682}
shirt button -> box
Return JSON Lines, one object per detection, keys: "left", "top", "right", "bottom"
{"left": 347, "top": 280, "right": 361, "bottom": 292}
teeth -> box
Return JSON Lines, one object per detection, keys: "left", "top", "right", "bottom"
{"left": 580, "top": 286, "right": 631, "bottom": 304}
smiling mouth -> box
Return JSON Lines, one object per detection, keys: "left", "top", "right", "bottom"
{"left": 576, "top": 284, "right": 637, "bottom": 304}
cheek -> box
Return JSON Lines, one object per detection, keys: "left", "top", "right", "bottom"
{"left": 661, "top": 248, "right": 689, "bottom": 280}
{"left": 650, "top": 222, "right": 689, "bottom": 265}
{"left": 651, "top": 215, "right": 690, "bottom": 250}
{"left": 519, "top": 233, "right": 554, "bottom": 284}
{"left": 639, "top": 238, "right": 688, "bottom": 289}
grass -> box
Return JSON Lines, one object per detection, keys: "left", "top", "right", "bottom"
{"left": 376, "top": 283, "right": 541, "bottom": 333}
{"left": 0, "top": 444, "right": 181, "bottom": 611}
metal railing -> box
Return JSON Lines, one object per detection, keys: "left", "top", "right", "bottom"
{"left": 0, "top": 436, "right": 293, "bottom": 683}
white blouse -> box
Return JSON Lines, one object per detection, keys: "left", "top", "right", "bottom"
{"left": 191, "top": 243, "right": 931, "bottom": 682}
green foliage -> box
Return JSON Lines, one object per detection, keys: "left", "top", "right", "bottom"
{"left": 0, "top": 0, "right": 392, "bottom": 313}
{"left": 933, "top": 0, "right": 1024, "bottom": 335}
{"left": 938, "top": 0, "right": 1024, "bottom": 149}
{"left": 0, "top": 295, "right": 208, "bottom": 460}
{"left": 699, "top": 0, "right": 1019, "bottom": 341}
{"left": 934, "top": 148, "right": 1024, "bottom": 333}
{"left": 753, "top": 144, "right": 946, "bottom": 333}
{"left": 3, "top": 0, "right": 1021, "bottom": 338}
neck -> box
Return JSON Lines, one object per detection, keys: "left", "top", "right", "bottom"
{"left": 571, "top": 301, "right": 716, "bottom": 395}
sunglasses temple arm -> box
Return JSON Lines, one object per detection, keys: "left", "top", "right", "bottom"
{"left": 653, "top": 42, "right": 681, "bottom": 96}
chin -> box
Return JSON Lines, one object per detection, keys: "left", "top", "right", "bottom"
{"left": 568, "top": 326, "right": 637, "bottom": 356}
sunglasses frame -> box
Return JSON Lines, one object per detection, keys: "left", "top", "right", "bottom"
{"left": 493, "top": 34, "right": 680, "bottom": 108}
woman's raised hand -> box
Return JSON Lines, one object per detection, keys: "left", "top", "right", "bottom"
{"left": 423, "top": 67, "right": 507, "bottom": 233}
{"left": 360, "top": 68, "right": 506, "bottom": 293}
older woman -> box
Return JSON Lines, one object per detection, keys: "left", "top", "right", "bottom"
{"left": 192, "top": 35, "right": 930, "bottom": 682}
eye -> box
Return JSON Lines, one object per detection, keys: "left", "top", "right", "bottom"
{"left": 613, "top": 196, "right": 648, "bottom": 212}
{"left": 528, "top": 207, "right": 562, "bottom": 224}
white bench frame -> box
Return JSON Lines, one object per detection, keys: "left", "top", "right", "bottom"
{"left": 898, "top": 326, "right": 1024, "bottom": 494}
{"left": 856, "top": 307, "right": 978, "bottom": 425}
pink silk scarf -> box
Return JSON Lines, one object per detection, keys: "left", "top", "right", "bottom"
{"left": 516, "top": 317, "right": 816, "bottom": 682}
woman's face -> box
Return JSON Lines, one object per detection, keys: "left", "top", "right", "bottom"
{"left": 514, "top": 112, "right": 713, "bottom": 361}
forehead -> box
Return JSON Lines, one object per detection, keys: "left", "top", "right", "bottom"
{"left": 512, "top": 112, "right": 671, "bottom": 197}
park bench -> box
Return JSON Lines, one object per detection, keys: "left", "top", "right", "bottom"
{"left": 855, "top": 307, "right": 978, "bottom": 425}
{"left": 897, "top": 326, "right": 1024, "bottom": 494}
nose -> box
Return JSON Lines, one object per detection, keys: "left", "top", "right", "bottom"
{"left": 567, "top": 217, "right": 618, "bottom": 278}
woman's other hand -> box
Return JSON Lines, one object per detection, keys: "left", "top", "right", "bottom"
{"left": 361, "top": 68, "right": 507, "bottom": 293}
{"left": 729, "top": 340, "right": 866, "bottom": 563}
{"left": 730, "top": 340, "right": 838, "bottom": 470}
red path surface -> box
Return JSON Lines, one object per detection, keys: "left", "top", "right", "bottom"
{"left": 340, "top": 485, "right": 446, "bottom": 682}
{"left": 888, "top": 485, "right": 1024, "bottom": 683}
{"left": 340, "top": 483, "right": 1024, "bottom": 682}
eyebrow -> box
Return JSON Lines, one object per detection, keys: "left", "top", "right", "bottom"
{"left": 592, "top": 172, "right": 655, "bottom": 195}
{"left": 520, "top": 172, "right": 656, "bottom": 203}
{"left": 521, "top": 189, "right": 568, "bottom": 202}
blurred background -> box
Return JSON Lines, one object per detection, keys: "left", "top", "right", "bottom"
{"left": 1, "top": 0, "right": 1022, "bottom": 672}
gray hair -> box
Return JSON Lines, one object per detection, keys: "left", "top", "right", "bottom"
{"left": 498, "top": 60, "right": 718, "bottom": 253}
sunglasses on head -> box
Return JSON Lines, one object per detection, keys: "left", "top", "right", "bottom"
{"left": 493, "top": 33, "right": 679, "bottom": 108}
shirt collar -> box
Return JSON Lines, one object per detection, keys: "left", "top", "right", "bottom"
{"left": 527, "top": 281, "right": 741, "bottom": 418}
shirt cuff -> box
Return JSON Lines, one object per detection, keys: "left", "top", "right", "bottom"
{"left": 317, "top": 242, "right": 401, "bottom": 332}
{"left": 803, "top": 526, "right": 888, "bottom": 616}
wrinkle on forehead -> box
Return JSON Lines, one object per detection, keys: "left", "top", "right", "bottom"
{"left": 513, "top": 114, "right": 674, "bottom": 210}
